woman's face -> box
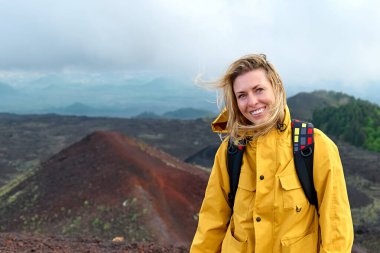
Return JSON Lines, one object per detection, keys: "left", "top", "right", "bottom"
{"left": 233, "top": 68, "right": 276, "bottom": 125}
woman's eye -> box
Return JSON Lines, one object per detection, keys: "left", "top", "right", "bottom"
{"left": 256, "top": 88, "right": 264, "bottom": 93}
{"left": 238, "top": 94, "right": 246, "bottom": 99}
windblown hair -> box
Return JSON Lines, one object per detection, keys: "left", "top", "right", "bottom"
{"left": 216, "top": 54, "right": 287, "bottom": 143}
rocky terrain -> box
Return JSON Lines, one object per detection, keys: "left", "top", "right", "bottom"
{"left": 0, "top": 232, "right": 188, "bottom": 253}
{"left": 0, "top": 131, "right": 209, "bottom": 248}
{"left": 0, "top": 114, "right": 217, "bottom": 188}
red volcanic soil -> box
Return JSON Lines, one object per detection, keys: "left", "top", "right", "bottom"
{"left": 0, "top": 232, "right": 188, "bottom": 253}
{"left": 0, "top": 131, "right": 209, "bottom": 248}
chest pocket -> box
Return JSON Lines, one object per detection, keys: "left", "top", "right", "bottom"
{"left": 279, "top": 173, "right": 308, "bottom": 209}
{"left": 234, "top": 171, "right": 256, "bottom": 219}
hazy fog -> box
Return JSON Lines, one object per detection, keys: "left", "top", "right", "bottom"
{"left": 0, "top": 0, "right": 379, "bottom": 110}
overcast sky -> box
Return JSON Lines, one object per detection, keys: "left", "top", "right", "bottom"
{"left": 0, "top": 0, "right": 380, "bottom": 99}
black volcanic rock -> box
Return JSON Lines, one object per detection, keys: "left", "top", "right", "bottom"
{"left": 185, "top": 144, "right": 219, "bottom": 168}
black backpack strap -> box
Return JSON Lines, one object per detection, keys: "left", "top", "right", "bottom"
{"left": 227, "top": 139, "right": 245, "bottom": 210}
{"left": 291, "top": 119, "right": 318, "bottom": 211}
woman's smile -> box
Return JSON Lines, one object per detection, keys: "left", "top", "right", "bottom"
{"left": 250, "top": 106, "right": 265, "bottom": 116}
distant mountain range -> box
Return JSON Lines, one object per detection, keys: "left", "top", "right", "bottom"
{"left": 1, "top": 72, "right": 377, "bottom": 119}
{"left": 37, "top": 90, "right": 358, "bottom": 120}
{"left": 134, "top": 108, "right": 216, "bottom": 120}
{"left": 0, "top": 76, "right": 217, "bottom": 116}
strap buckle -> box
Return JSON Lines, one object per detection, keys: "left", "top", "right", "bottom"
{"left": 301, "top": 146, "right": 313, "bottom": 157}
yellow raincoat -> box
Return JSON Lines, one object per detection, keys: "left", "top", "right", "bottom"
{"left": 190, "top": 107, "right": 353, "bottom": 253}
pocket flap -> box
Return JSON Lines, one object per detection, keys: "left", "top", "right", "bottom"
{"left": 281, "top": 231, "right": 317, "bottom": 252}
{"left": 279, "top": 174, "right": 302, "bottom": 191}
{"left": 238, "top": 172, "right": 256, "bottom": 192}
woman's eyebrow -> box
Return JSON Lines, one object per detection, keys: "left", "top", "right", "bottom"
{"left": 234, "top": 84, "right": 261, "bottom": 94}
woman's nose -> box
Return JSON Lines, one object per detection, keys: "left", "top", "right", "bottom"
{"left": 247, "top": 93, "right": 258, "bottom": 107}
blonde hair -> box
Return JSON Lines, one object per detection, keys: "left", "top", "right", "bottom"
{"left": 216, "top": 54, "right": 287, "bottom": 143}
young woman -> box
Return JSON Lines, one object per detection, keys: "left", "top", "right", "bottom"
{"left": 190, "top": 54, "right": 353, "bottom": 253}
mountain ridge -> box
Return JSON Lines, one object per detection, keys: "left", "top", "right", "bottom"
{"left": 287, "top": 90, "right": 355, "bottom": 120}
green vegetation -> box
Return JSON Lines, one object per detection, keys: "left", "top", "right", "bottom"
{"left": 313, "top": 99, "right": 380, "bottom": 152}
{"left": 3, "top": 197, "right": 151, "bottom": 242}
{"left": 59, "top": 198, "right": 150, "bottom": 242}
{"left": 0, "top": 168, "right": 37, "bottom": 207}
{"left": 0, "top": 177, "right": 151, "bottom": 242}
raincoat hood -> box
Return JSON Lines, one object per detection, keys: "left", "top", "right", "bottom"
{"left": 211, "top": 108, "right": 228, "bottom": 133}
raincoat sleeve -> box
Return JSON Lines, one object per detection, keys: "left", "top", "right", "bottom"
{"left": 313, "top": 130, "right": 354, "bottom": 253}
{"left": 190, "top": 141, "right": 231, "bottom": 253}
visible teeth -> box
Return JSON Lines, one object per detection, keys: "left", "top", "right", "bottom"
{"left": 250, "top": 108, "right": 264, "bottom": 115}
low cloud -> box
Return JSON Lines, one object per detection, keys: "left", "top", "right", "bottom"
{"left": 0, "top": 0, "right": 379, "bottom": 91}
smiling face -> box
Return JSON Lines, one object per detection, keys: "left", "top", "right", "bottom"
{"left": 233, "top": 68, "right": 276, "bottom": 125}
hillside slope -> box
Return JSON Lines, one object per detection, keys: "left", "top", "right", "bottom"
{"left": 313, "top": 99, "right": 380, "bottom": 152}
{"left": 288, "top": 90, "right": 354, "bottom": 120}
{"left": 0, "top": 131, "right": 209, "bottom": 246}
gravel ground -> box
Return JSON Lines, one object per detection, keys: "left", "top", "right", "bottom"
{"left": 0, "top": 233, "right": 189, "bottom": 253}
